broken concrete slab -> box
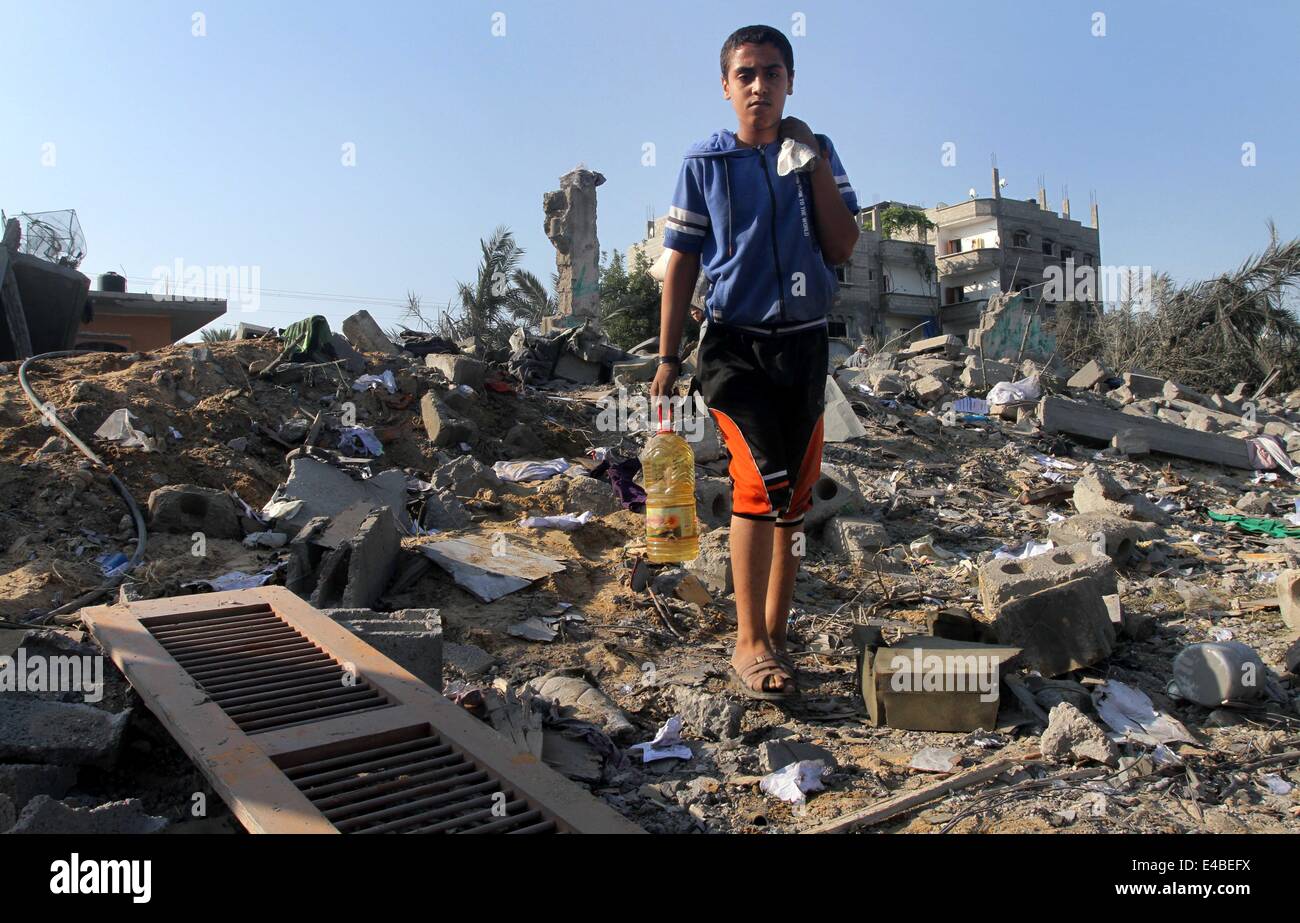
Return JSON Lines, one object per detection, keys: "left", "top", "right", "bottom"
{"left": 9, "top": 795, "right": 169, "bottom": 834}
{"left": 823, "top": 374, "right": 867, "bottom": 442}
{"left": 419, "top": 490, "right": 472, "bottom": 531}
{"left": 443, "top": 641, "right": 496, "bottom": 677}
{"left": 1122, "top": 372, "right": 1167, "bottom": 400}
{"left": 418, "top": 534, "right": 565, "bottom": 602}
{"left": 1040, "top": 395, "right": 1256, "bottom": 469}
{"left": 651, "top": 568, "right": 712, "bottom": 607}
{"left": 425, "top": 353, "right": 486, "bottom": 389}
{"left": 430, "top": 455, "right": 502, "bottom": 495}
{"left": 991, "top": 577, "right": 1116, "bottom": 677}
{"left": 759, "top": 738, "right": 836, "bottom": 773}
{"left": 1279, "top": 569, "right": 1300, "bottom": 632}
{"left": 147, "top": 484, "right": 241, "bottom": 539}
{"left": 898, "top": 334, "right": 962, "bottom": 359}
{"left": 1040, "top": 702, "right": 1119, "bottom": 766}
{"left": 0, "top": 697, "right": 129, "bottom": 768}
{"left": 1072, "top": 464, "right": 1172, "bottom": 525}
{"left": 527, "top": 670, "right": 635, "bottom": 741}
{"left": 269, "top": 456, "right": 410, "bottom": 533}
{"left": 341, "top": 309, "right": 400, "bottom": 355}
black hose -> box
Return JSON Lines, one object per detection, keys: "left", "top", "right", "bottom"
{"left": 17, "top": 349, "right": 148, "bottom": 621}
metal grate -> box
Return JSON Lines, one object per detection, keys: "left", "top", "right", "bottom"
{"left": 282, "top": 731, "right": 556, "bottom": 834}
{"left": 146, "top": 603, "right": 392, "bottom": 733}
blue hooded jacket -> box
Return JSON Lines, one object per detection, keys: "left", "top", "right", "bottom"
{"left": 662, "top": 128, "right": 858, "bottom": 330}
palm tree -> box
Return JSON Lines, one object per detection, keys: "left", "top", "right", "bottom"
{"left": 200, "top": 326, "right": 235, "bottom": 343}
{"left": 509, "top": 269, "right": 556, "bottom": 330}
{"left": 444, "top": 226, "right": 550, "bottom": 352}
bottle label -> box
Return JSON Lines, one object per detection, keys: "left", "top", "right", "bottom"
{"left": 646, "top": 503, "right": 697, "bottom": 541}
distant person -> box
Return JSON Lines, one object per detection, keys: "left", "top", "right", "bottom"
{"left": 650, "top": 24, "right": 859, "bottom": 699}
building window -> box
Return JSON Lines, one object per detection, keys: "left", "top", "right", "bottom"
{"left": 945, "top": 239, "right": 963, "bottom": 256}
{"left": 883, "top": 273, "right": 892, "bottom": 292}
{"left": 944, "top": 286, "right": 962, "bottom": 305}
{"left": 1013, "top": 230, "right": 1029, "bottom": 248}
{"left": 1061, "top": 247, "right": 1074, "bottom": 261}
{"left": 1041, "top": 239, "right": 1054, "bottom": 256}
{"left": 835, "top": 265, "right": 849, "bottom": 284}
{"left": 1082, "top": 252, "right": 1093, "bottom": 266}
{"left": 827, "top": 317, "right": 849, "bottom": 338}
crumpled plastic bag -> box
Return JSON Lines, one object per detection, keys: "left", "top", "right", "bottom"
{"left": 94, "top": 409, "right": 153, "bottom": 450}
{"left": 986, "top": 374, "right": 1042, "bottom": 406}
{"left": 760, "top": 759, "right": 828, "bottom": 803}
{"left": 520, "top": 511, "right": 593, "bottom": 531}
{"left": 776, "top": 138, "right": 818, "bottom": 176}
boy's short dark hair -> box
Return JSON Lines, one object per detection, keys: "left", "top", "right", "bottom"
{"left": 720, "top": 25, "right": 794, "bottom": 77}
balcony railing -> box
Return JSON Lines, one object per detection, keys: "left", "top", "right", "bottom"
{"left": 936, "top": 247, "right": 1000, "bottom": 276}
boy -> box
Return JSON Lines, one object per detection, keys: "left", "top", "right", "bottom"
{"left": 651, "top": 25, "right": 860, "bottom": 698}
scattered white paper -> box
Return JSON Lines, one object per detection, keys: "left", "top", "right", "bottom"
{"left": 629, "top": 716, "right": 692, "bottom": 763}
{"left": 994, "top": 539, "right": 1054, "bottom": 561}
{"left": 94, "top": 409, "right": 152, "bottom": 450}
{"left": 1260, "top": 773, "right": 1293, "bottom": 795}
{"left": 493, "top": 458, "right": 571, "bottom": 482}
{"left": 760, "top": 759, "right": 828, "bottom": 804}
{"left": 1092, "top": 679, "right": 1194, "bottom": 746}
{"left": 203, "top": 569, "right": 276, "bottom": 592}
{"left": 352, "top": 370, "right": 397, "bottom": 393}
{"left": 1031, "top": 453, "right": 1078, "bottom": 471}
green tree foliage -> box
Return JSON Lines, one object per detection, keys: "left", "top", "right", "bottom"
{"left": 599, "top": 248, "right": 661, "bottom": 350}
{"left": 880, "top": 205, "right": 936, "bottom": 240}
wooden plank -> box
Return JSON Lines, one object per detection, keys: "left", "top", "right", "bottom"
{"left": 1039, "top": 395, "right": 1256, "bottom": 469}
{"left": 801, "top": 759, "right": 1013, "bottom": 834}
{"left": 84, "top": 587, "right": 643, "bottom": 834}
{"left": 0, "top": 246, "right": 34, "bottom": 360}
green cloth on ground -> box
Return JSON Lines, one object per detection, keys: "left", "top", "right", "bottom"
{"left": 1206, "top": 510, "right": 1300, "bottom": 538}
{"left": 279, "top": 315, "right": 332, "bottom": 360}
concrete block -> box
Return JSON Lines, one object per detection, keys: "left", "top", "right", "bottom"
{"left": 899, "top": 334, "right": 961, "bottom": 359}
{"left": 979, "top": 542, "right": 1117, "bottom": 617}
{"left": 652, "top": 567, "right": 713, "bottom": 606}
{"left": 0, "top": 698, "right": 129, "bottom": 768}
{"left": 671, "top": 686, "right": 742, "bottom": 741}
{"left": 326, "top": 608, "right": 442, "bottom": 690}
{"left": 328, "top": 332, "right": 367, "bottom": 375}
{"left": 147, "top": 485, "right": 241, "bottom": 539}
{"left": 310, "top": 506, "right": 401, "bottom": 610}
{"left": 867, "top": 370, "right": 905, "bottom": 395}
{"left": 823, "top": 375, "right": 867, "bottom": 442}
{"left": 1067, "top": 359, "right": 1111, "bottom": 390}
{"left": 539, "top": 474, "right": 623, "bottom": 516}
{"left": 1041, "top": 702, "right": 1119, "bottom": 766}
{"left": 420, "top": 393, "right": 477, "bottom": 448}
{"left": 611, "top": 356, "right": 656, "bottom": 384}
{"left": 430, "top": 455, "right": 501, "bottom": 495}
{"left": 1047, "top": 513, "right": 1162, "bottom": 562}
{"left": 1110, "top": 430, "right": 1151, "bottom": 456}
{"left": 959, "top": 359, "right": 1017, "bottom": 390}
{"left": 803, "top": 462, "right": 864, "bottom": 532}
{"left": 1164, "top": 379, "right": 1211, "bottom": 407}
{"left": 823, "top": 516, "right": 889, "bottom": 564}
{"left": 9, "top": 796, "right": 168, "bottom": 835}
{"left": 913, "top": 375, "right": 948, "bottom": 403}
{"left": 420, "top": 490, "right": 472, "bottom": 530}
{"left": 860, "top": 636, "right": 1019, "bottom": 732}
{"left": 902, "top": 357, "right": 959, "bottom": 379}
{"left": 342, "top": 309, "right": 399, "bottom": 355}
{"left": 1072, "top": 464, "right": 1171, "bottom": 525}
{"left": 992, "top": 577, "right": 1116, "bottom": 677}
{"left": 684, "top": 527, "right": 732, "bottom": 595}
{"left": 425, "top": 353, "right": 486, "bottom": 389}
{"left": 443, "top": 641, "right": 495, "bottom": 677}
{"left": 1122, "top": 372, "right": 1166, "bottom": 399}
{"left": 695, "top": 476, "right": 733, "bottom": 528}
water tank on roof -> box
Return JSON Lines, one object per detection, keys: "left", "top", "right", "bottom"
{"left": 98, "top": 272, "right": 127, "bottom": 293}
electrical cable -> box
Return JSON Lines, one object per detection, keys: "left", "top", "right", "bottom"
{"left": 17, "top": 350, "right": 148, "bottom": 622}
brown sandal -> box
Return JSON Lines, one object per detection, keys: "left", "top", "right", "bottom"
{"left": 771, "top": 648, "right": 799, "bottom": 689}
{"left": 730, "top": 654, "right": 794, "bottom": 701}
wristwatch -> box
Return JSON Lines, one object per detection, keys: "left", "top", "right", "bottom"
{"left": 658, "top": 355, "right": 681, "bottom": 367}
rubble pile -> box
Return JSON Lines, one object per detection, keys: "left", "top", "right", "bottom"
{"left": 3, "top": 310, "right": 1300, "bottom": 835}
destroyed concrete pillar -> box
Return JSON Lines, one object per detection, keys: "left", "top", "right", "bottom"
{"left": 543, "top": 167, "right": 605, "bottom": 328}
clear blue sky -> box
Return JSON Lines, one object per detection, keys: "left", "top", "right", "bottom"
{"left": 5, "top": 0, "right": 1297, "bottom": 336}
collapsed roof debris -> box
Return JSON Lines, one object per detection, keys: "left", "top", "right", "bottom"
{"left": 3, "top": 298, "right": 1300, "bottom": 836}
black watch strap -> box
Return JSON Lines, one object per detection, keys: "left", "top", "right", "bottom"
{"left": 658, "top": 355, "right": 681, "bottom": 366}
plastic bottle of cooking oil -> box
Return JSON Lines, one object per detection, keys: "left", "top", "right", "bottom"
{"left": 641, "top": 410, "right": 699, "bottom": 563}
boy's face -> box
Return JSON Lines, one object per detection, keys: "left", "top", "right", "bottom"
{"left": 721, "top": 42, "right": 792, "bottom": 136}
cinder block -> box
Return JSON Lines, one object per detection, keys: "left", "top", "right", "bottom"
{"left": 1047, "top": 513, "right": 1162, "bottom": 562}
{"left": 147, "top": 485, "right": 241, "bottom": 539}
{"left": 420, "top": 394, "right": 477, "bottom": 448}
{"left": 326, "top": 608, "right": 442, "bottom": 691}
{"left": 823, "top": 516, "right": 889, "bottom": 564}
{"left": 979, "top": 542, "right": 1116, "bottom": 617}
{"left": 695, "top": 477, "right": 732, "bottom": 528}
{"left": 803, "top": 463, "right": 864, "bottom": 532}
{"left": 991, "top": 576, "right": 1116, "bottom": 677}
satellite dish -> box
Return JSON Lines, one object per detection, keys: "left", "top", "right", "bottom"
{"left": 968, "top": 188, "right": 977, "bottom": 199}
{"left": 999, "top": 178, "right": 1009, "bottom": 188}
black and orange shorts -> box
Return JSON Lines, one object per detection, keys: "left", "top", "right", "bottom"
{"left": 692, "top": 320, "right": 828, "bottom": 525}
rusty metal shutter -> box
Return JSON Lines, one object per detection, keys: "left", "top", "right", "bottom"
{"left": 84, "top": 587, "right": 642, "bottom": 835}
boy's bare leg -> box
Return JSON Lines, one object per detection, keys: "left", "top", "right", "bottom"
{"left": 766, "top": 523, "right": 801, "bottom": 652}
{"left": 729, "top": 515, "right": 789, "bottom": 691}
